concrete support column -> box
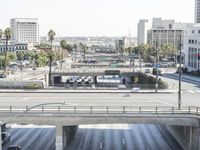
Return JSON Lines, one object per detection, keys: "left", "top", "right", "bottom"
{"left": 56, "top": 125, "right": 63, "bottom": 150}
{"left": 56, "top": 125, "right": 78, "bottom": 150}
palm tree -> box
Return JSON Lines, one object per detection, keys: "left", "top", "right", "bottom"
{"left": 47, "top": 29, "right": 56, "bottom": 86}
{"left": 48, "top": 30, "right": 56, "bottom": 50}
{"left": 4, "top": 28, "right": 11, "bottom": 73}
{"left": 0, "top": 29, "right": 3, "bottom": 42}
{"left": 79, "top": 43, "right": 88, "bottom": 59}
{"left": 60, "top": 39, "right": 67, "bottom": 68}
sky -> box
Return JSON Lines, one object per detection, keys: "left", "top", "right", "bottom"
{"left": 0, "top": 0, "right": 195, "bottom": 37}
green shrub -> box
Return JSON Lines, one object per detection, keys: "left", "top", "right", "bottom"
{"left": 24, "top": 83, "right": 39, "bottom": 89}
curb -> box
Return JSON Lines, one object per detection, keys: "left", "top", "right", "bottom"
{"left": 0, "top": 90, "right": 177, "bottom": 94}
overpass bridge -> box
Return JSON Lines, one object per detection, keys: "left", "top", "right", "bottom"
{"left": 0, "top": 106, "right": 199, "bottom": 150}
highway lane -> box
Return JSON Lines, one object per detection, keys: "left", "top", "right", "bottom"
{"left": 3, "top": 124, "right": 55, "bottom": 150}
{"left": 67, "top": 124, "right": 183, "bottom": 150}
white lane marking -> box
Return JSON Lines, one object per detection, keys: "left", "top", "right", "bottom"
{"left": 22, "top": 98, "right": 31, "bottom": 100}
{"left": 153, "top": 99, "right": 176, "bottom": 107}
{"left": 100, "top": 142, "right": 103, "bottom": 150}
{"left": 188, "top": 90, "right": 195, "bottom": 93}
{"left": 195, "top": 90, "right": 200, "bottom": 93}
{"left": 122, "top": 138, "right": 125, "bottom": 145}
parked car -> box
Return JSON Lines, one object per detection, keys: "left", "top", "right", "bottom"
{"left": 0, "top": 73, "right": 7, "bottom": 78}
{"left": 145, "top": 69, "right": 151, "bottom": 73}
{"left": 7, "top": 146, "right": 21, "bottom": 150}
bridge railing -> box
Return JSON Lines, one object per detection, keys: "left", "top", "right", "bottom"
{"left": 0, "top": 106, "right": 199, "bottom": 116}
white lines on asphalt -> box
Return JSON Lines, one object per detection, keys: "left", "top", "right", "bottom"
{"left": 154, "top": 100, "right": 176, "bottom": 107}
{"left": 122, "top": 138, "right": 125, "bottom": 145}
{"left": 99, "top": 142, "right": 103, "bottom": 150}
{"left": 22, "top": 98, "right": 31, "bottom": 101}
{"left": 188, "top": 90, "right": 195, "bottom": 93}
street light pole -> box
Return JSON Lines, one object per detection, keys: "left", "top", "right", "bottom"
{"left": 48, "top": 55, "right": 52, "bottom": 86}
{"left": 155, "top": 41, "right": 159, "bottom": 93}
{"left": 178, "top": 35, "right": 182, "bottom": 110}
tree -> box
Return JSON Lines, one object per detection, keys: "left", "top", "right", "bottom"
{"left": 160, "top": 43, "right": 177, "bottom": 60}
{"left": 125, "top": 47, "right": 133, "bottom": 55}
{"left": 3, "top": 28, "right": 11, "bottom": 73}
{"left": 0, "top": 29, "right": 3, "bottom": 43}
{"left": 74, "top": 44, "right": 78, "bottom": 52}
{"left": 136, "top": 44, "right": 156, "bottom": 63}
{"left": 79, "top": 43, "right": 88, "bottom": 59}
{"left": 48, "top": 30, "right": 56, "bottom": 50}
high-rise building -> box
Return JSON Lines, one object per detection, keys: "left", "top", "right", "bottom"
{"left": 137, "top": 19, "right": 148, "bottom": 45}
{"left": 195, "top": 0, "right": 200, "bottom": 23}
{"left": 10, "top": 18, "right": 39, "bottom": 45}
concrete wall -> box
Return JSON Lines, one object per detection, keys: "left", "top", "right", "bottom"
{"left": 166, "top": 125, "right": 199, "bottom": 150}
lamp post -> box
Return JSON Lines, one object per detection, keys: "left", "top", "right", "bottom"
{"left": 155, "top": 41, "right": 159, "bottom": 93}
{"left": 178, "top": 35, "right": 182, "bottom": 110}
{"left": 0, "top": 102, "right": 65, "bottom": 150}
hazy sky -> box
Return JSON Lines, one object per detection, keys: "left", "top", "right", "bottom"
{"left": 0, "top": 0, "right": 195, "bottom": 36}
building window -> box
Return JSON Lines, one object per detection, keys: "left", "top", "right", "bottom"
{"left": 192, "top": 30, "right": 195, "bottom": 34}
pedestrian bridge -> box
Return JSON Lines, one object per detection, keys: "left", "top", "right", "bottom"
{"left": 0, "top": 106, "right": 199, "bottom": 150}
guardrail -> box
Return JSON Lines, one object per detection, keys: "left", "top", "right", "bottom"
{"left": 0, "top": 106, "right": 199, "bottom": 116}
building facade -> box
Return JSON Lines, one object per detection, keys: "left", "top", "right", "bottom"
{"left": 137, "top": 19, "right": 148, "bottom": 45}
{"left": 195, "top": 0, "right": 200, "bottom": 23}
{"left": 183, "top": 24, "right": 200, "bottom": 71}
{"left": 147, "top": 18, "right": 193, "bottom": 48}
{"left": 10, "top": 18, "right": 39, "bottom": 45}
{"left": 0, "top": 41, "right": 29, "bottom": 52}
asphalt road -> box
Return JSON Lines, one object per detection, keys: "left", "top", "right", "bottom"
{"left": 3, "top": 124, "right": 183, "bottom": 150}
{"left": 3, "top": 124, "right": 55, "bottom": 150}
{"left": 0, "top": 73, "right": 199, "bottom": 150}
{"left": 67, "top": 124, "right": 183, "bottom": 150}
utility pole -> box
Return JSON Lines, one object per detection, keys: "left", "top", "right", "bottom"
{"left": 178, "top": 34, "right": 182, "bottom": 110}
{"left": 155, "top": 41, "right": 159, "bottom": 93}
{"left": 48, "top": 55, "right": 52, "bottom": 86}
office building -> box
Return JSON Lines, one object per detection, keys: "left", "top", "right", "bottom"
{"left": 147, "top": 18, "right": 193, "bottom": 48}
{"left": 10, "top": 18, "right": 39, "bottom": 45}
{"left": 183, "top": 24, "right": 200, "bottom": 71}
{"left": 195, "top": 0, "right": 200, "bottom": 23}
{"left": 137, "top": 19, "right": 148, "bottom": 45}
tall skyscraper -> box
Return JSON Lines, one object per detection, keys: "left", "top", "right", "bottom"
{"left": 137, "top": 19, "right": 148, "bottom": 45}
{"left": 10, "top": 18, "right": 39, "bottom": 45}
{"left": 195, "top": 0, "right": 200, "bottom": 23}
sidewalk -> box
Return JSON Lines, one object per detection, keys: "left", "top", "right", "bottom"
{"left": 0, "top": 89, "right": 178, "bottom": 94}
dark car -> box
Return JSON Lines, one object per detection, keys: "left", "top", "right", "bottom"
{"left": 0, "top": 73, "right": 7, "bottom": 78}
{"left": 7, "top": 146, "right": 21, "bottom": 150}
{"left": 152, "top": 68, "right": 162, "bottom": 75}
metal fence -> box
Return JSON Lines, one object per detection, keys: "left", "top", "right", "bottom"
{"left": 0, "top": 106, "right": 199, "bottom": 116}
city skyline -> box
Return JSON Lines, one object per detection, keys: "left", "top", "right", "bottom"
{"left": 0, "top": 0, "right": 195, "bottom": 37}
